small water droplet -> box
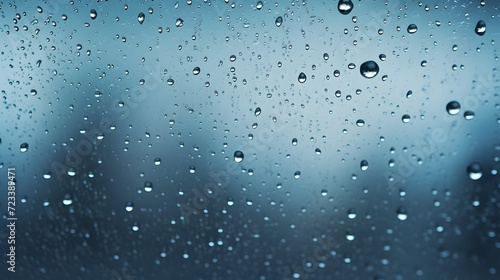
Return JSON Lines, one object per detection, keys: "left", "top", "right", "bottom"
{"left": 463, "top": 111, "right": 475, "bottom": 120}
{"left": 20, "top": 143, "right": 29, "bottom": 153}
{"left": 467, "top": 162, "right": 482, "bottom": 180}
{"left": 256, "top": 1, "right": 263, "bottom": 10}
{"left": 30, "top": 89, "right": 37, "bottom": 96}
{"left": 90, "top": 9, "right": 97, "bottom": 20}
{"left": 294, "top": 171, "right": 301, "bottom": 179}
{"left": 323, "top": 53, "right": 329, "bottom": 60}
{"left": 356, "top": 119, "right": 365, "bottom": 127}
{"left": 407, "top": 24, "right": 418, "bottom": 34}
{"left": 402, "top": 114, "right": 411, "bottom": 123}
{"left": 360, "top": 60, "right": 379, "bottom": 79}
{"left": 321, "top": 189, "right": 328, "bottom": 196}
{"left": 475, "top": 20, "right": 486, "bottom": 36}
{"left": 189, "top": 166, "right": 196, "bottom": 173}
{"left": 360, "top": 160, "right": 368, "bottom": 171}
{"left": 167, "top": 78, "right": 174, "bottom": 85}
{"left": 275, "top": 16, "right": 283, "bottom": 27}
{"left": 292, "top": 138, "right": 298, "bottom": 146}
{"left": 347, "top": 209, "right": 356, "bottom": 219}
{"left": 192, "top": 67, "right": 200, "bottom": 75}
{"left": 338, "top": 0, "right": 354, "bottom": 15}
{"left": 315, "top": 148, "right": 322, "bottom": 155}
{"left": 234, "top": 150, "right": 244, "bottom": 163}
{"left": 43, "top": 171, "right": 51, "bottom": 179}
{"left": 154, "top": 158, "right": 161, "bottom": 165}
{"left": 298, "top": 72, "right": 307, "bottom": 83}
{"left": 137, "top": 12, "right": 145, "bottom": 24}
{"left": 144, "top": 181, "right": 153, "bottom": 192}
{"left": 446, "top": 101, "right": 461, "bottom": 115}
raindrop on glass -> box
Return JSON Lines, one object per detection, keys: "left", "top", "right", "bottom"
{"left": 175, "top": 18, "right": 184, "bottom": 27}
{"left": 125, "top": 202, "right": 134, "bottom": 212}
{"left": 467, "top": 162, "right": 482, "bottom": 180}
{"left": 475, "top": 20, "right": 486, "bottom": 36}
{"left": 360, "top": 60, "right": 379, "bottom": 79}
{"left": 298, "top": 72, "right": 307, "bottom": 83}
{"left": 254, "top": 107, "right": 261, "bottom": 116}
{"left": 63, "top": 194, "right": 73, "bottom": 206}
{"left": 397, "top": 207, "right": 408, "bottom": 221}
{"left": 446, "top": 101, "right": 461, "bottom": 115}
{"left": 402, "top": 114, "right": 411, "bottom": 123}
{"left": 90, "top": 9, "right": 97, "bottom": 20}
{"left": 144, "top": 181, "right": 153, "bottom": 192}
{"left": 360, "top": 160, "right": 368, "bottom": 171}
{"left": 234, "top": 150, "right": 244, "bottom": 163}
{"left": 137, "top": 12, "right": 145, "bottom": 24}
{"left": 20, "top": 143, "right": 29, "bottom": 153}
{"left": 337, "top": 0, "right": 354, "bottom": 15}
{"left": 407, "top": 24, "right": 418, "bottom": 34}
{"left": 275, "top": 16, "right": 283, "bottom": 27}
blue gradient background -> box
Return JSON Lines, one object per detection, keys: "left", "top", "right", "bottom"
{"left": 0, "top": 1, "right": 499, "bottom": 279}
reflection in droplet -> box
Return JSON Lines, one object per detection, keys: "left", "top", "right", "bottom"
{"left": 360, "top": 60, "right": 379, "bottom": 79}
{"left": 475, "top": 20, "right": 486, "bottom": 36}
{"left": 337, "top": 0, "right": 354, "bottom": 15}
{"left": 298, "top": 72, "right": 307, "bottom": 83}
{"left": 467, "top": 162, "right": 482, "bottom": 180}
{"left": 446, "top": 101, "right": 461, "bottom": 115}
{"left": 234, "top": 150, "right": 244, "bottom": 163}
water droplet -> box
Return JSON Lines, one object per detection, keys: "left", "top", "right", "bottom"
{"left": 356, "top": 119, "right": 365, "bottom": 127}
{"left": 321, "top": 189, "right": 328, "bottom": 196}
{"left": 256, "top": 1, "right": 263, "bottom": 10}
{"left": 275, "top": 16, "right": 283, "bottom": 27}
{"left": 464, "top": 111, "right": 475, "bottom": 120}
{"left": 189, "top": 166, "right": 196, "bottom": 173}
{"left": 167, "top": 78, "right": 174, "bottom": 85}
{"left": 407, "top": 24, "right": 418, "bottom": 34}
{"left": 346, "top": 232, "right": 355, "bottom": 241}
{"left": 175, "top": 18, "right": 184, "bottom": 27}
{"left": 475, "top": 20, "right": 486, "bottom": 36}
{"left": 402, "top": 114, "right": 411, "bottom": 123}
{"left": 144, "top": 181, "right": 153, "bottom": 192}
{"left": 360, "top": 60, "right": 379, "bottom": 79}
{"left": 192, "top": 67, "right": 200, "bottom": 75}
{"left": 467, "top": 162, "right": 482, "bottom": 180}
{"left": 315, "top": 148, "right": 322, "bottom": 155}
{"left": 347, "top": 209, "right": 356, "bottom": 219}
{"left": 379, "top": 54, "right": 386, "bottom": 61}
{"left": 298, "top": 72, "right": 307, "bottom": 83}
{"left": 323, "top": 53, "right": 329, "bottom": 60}
{"left": 234, "top": 150, "right": 244, "bottom": 163}
{"left": 446, "top": 101, "right": 461, "bottom": 115}
{"left": 90, "top": 9, "right": 97, "bottom": 20}
{"left": 30, "top": 89, "right": 37, "bottom": 96}
{"left": 397, "top": 207, "right": 408, "bottom": 221}
{"left": 63, "top": 194, "right": 73, "bottom": 206}
{"left": 67, "top": 168, "right": 76, "bottom": 177}
{"left": 337, "top": 0, "right": 354, "bottom": 15}
{"left": 125, "top": 202, "right": 134, "bottom": 212}
{"left": 132, "top": 223, "right": 139, "bottom": 231}
{"left": 20, "top": 143, "right": 28, "bottom": 153}
{"left": 292, "top": 138, "right": 298, "bottom": 146}
{"left": 360, "top": 160, "right": 368, "bottom": 171}
{"left": 43, "top": 171, "right": 51, "bottom": 179}
{"left": 254, "top": 107, "right": 261, "bottom": 116}
{"left": 294, "top": 171, "right": 301, "bottom": 179}
{"left": 36, "top": 60, "right": 42, "bottom": 67}
{"left": 137, "top": 12, "right": 145, "bottom": 24}
{"left": 154, "top": 158, "right": 161, "bottom": 165}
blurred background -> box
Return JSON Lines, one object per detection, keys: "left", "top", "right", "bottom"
{"left": 0, "top": 1, "right": 499, "bottom": 279}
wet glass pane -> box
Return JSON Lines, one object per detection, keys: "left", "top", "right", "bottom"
{"left": 0, "top": 1, "right": 499, "bottom": 279}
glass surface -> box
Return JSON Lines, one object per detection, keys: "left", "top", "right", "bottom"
{"left": 0, "top": 1, "right": 499, "bottom": 279}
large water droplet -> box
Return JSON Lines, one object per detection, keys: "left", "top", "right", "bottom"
{"left": 175, "top": 18, "right": 184, "bottom": 27}
{"left": 360, "top": 160, "right": 369, "bottom": 171}
{"left": 192, "top": 67, "right": 200, "bottom": 75}
{"left": 254, "top": 107, "right": 261, "bottom": 116}
{"left": 144, "top": 181, "right": 153, "bottom": 192}
{"left": 360, "top": 60, "right": 379, "bottom": 79}
{"left": 63, "top": 194, "right": 73, "bottom": 206}
{"left": 446, "top": 101, "right": 461, "bottom": 115}
{"left": 397, "top": 207, "right": 408, "bottom": 221}
{"left": 137, "top": 12, "right": 145, "bottom": 24}
{"left": 402, "top": 114, "right": 411, "bottom": 123}
{"left": 298, "top": 72, "right": 307, "bottom": 83}
{"left": 154, "top": 158, "right": 161, "bottom": 165}
{"left": 30, "top": 89, "right": 37, "bottom": 96}
{"left": 256, "top": 1, "right": 263, "bottom": 10}
{"left": 20, "top": 143, "right": 29, "bottom": 153}
{"left": 234, "top": 150, "right": 244, "bottom": 163}
{"left": 275, "top": 16, "right": 283, "bottom": 27}
{"left": 347, "top": 209, "right": 356, "bottom": 219}
{"left": 292, "top": 138, "right": 298, "bottom": 146}
{"left": 467, "top": 162, "right": 482, "bottom": 180}
{"left": 407, "top": 24, "right": 418, "bottom": 34}
{"left": 475, "top": 20, "right": 486, "bottom": 36}
{"left": 125, "top": 202, "right": 134, "bottom": 212}
{"left": 337, "top": 0, "right": 354, "bottom": 15}
{"left": 90, "top": 9, "right": 97, "bottom": 20}
{"left": 294, "top": 171, "right": 301, "bottom": 179}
